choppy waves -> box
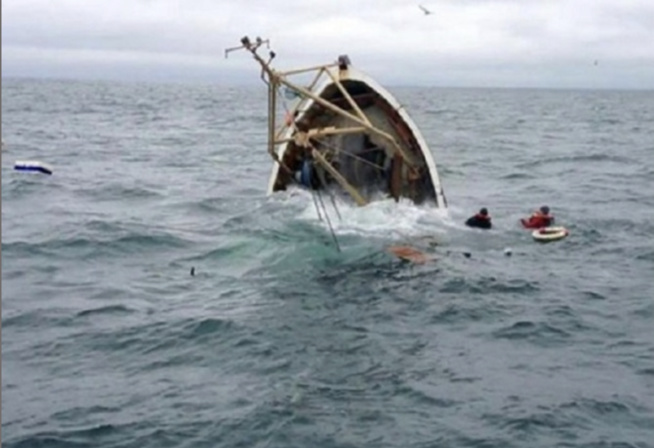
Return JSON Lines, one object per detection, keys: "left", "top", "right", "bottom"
{"left": 2, "top": 80, "right": 654, "bottom": 447}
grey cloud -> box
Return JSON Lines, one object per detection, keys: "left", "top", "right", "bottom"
{"left": 2, "top": 0, "right": 653, "bottom": 88}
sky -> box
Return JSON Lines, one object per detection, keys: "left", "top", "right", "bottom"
{"left": 2, "top": 0, "right": 654, "bottom": 89}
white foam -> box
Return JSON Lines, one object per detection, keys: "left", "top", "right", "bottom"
{"left": 291, "top": 189, "right": 452, "bottom": 240}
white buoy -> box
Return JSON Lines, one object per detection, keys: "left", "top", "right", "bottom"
{"left": 14, "top": 160, "right": 53, "bottom": 175}
{"left": 532, "top": 227, "right": 569, "bottom": 242}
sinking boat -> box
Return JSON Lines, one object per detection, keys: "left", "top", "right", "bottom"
{"left": 226, "top": 36, "right": 447, "bottom": 209}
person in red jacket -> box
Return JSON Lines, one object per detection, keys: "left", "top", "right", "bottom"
{"left": 521, "top": 206, "right": 554, "bottom": 229}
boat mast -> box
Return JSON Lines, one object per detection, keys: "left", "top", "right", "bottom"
{"left": 225, "top": 36, "right": 284, "bottom": 170}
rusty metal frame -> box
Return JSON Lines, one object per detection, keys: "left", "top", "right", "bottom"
{"left": 229, "top": 36, "right": 417, "bottom": 205}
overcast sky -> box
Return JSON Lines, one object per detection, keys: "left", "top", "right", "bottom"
{"left": 2, "top": 0, "right": 654, "bottom": 88}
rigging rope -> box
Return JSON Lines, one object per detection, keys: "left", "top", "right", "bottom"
{"left": 315, "top": 186, "right": 341, "bottom": 252}
{"left": 316, "top": 164, "right": 343, "bottom": 222}
{"left": 313, "top": 135, "right": 385, "bottom": 171}
{"left": 278, "top": 87, "right": 343, "bottom": 251}
{"left": 328, "top": 190, "right": 343, "bottom": 222}
{"left": 310, "top": 184, "right": 324, "bottom": 223}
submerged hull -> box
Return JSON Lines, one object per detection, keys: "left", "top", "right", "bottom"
{"left": 267, "top": 65, "right": 447, "bottom": 209}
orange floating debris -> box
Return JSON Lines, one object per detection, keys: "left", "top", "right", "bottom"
{"left": 387, "top": 246, "right": 431, "bottom": 264}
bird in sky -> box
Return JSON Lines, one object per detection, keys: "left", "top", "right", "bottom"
{"left": 419, "top": 4, "right": 433, "bottom": 15}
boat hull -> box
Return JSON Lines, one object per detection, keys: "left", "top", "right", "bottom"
{"left": 267, "top": 65, "right": 447, "bottom": 209}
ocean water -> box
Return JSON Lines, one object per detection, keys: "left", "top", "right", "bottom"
{"left": 2, "top": 78, "right": 654, "bottom": 448}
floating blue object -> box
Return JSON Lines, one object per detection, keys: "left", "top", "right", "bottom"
{"left": 14, "top": 160, "right": 53, "bottom": 175}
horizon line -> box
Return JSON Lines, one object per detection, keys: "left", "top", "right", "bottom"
{"left": 2, "top": 74, "right": 654, "bottom": 93}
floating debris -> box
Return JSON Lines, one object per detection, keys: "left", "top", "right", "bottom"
{"left": 388, "top": 246, "right": 431, "bottom": 264}
{"left": 14, "top": 160, "right": 53, "bottom": 175}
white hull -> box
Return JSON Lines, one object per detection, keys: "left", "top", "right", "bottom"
{"left": 266, "top": 65, "right": 447, "bottom": 209}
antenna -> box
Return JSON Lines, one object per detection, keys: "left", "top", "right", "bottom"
{"left": 224, "top": 35, "right": 277, "bottom": 85}
{"left": 224, "top": 36, "right": 270, "bottom": 59}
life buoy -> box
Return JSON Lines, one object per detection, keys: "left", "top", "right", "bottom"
{"left": 532, "top": 226, "right": 569, "bottom": 242}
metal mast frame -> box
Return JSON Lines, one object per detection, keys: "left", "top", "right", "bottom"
{"left": 226, "top": 36, "right": 417, "bottom": 206}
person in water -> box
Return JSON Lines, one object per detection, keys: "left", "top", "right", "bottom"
{"left": 465, "top": 208, "right": 492, "bottom": 229}
{"left": 521, "top": 205, "right": 554, "bottom": 229}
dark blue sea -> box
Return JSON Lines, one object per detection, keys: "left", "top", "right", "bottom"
{"left": 2, "top": 78, "right": 654, "bottom": 448}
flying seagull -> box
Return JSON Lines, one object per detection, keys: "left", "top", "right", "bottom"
{"left": 419, "top": 4, "right": 433, "bottom": 15}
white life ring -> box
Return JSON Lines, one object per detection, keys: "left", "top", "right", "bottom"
{"left": 532, "top": 226, "right": 569, "bottom": 242}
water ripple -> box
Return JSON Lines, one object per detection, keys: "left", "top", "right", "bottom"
{"left": 3, "top": 80, "right": 653, "bottom": 447}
